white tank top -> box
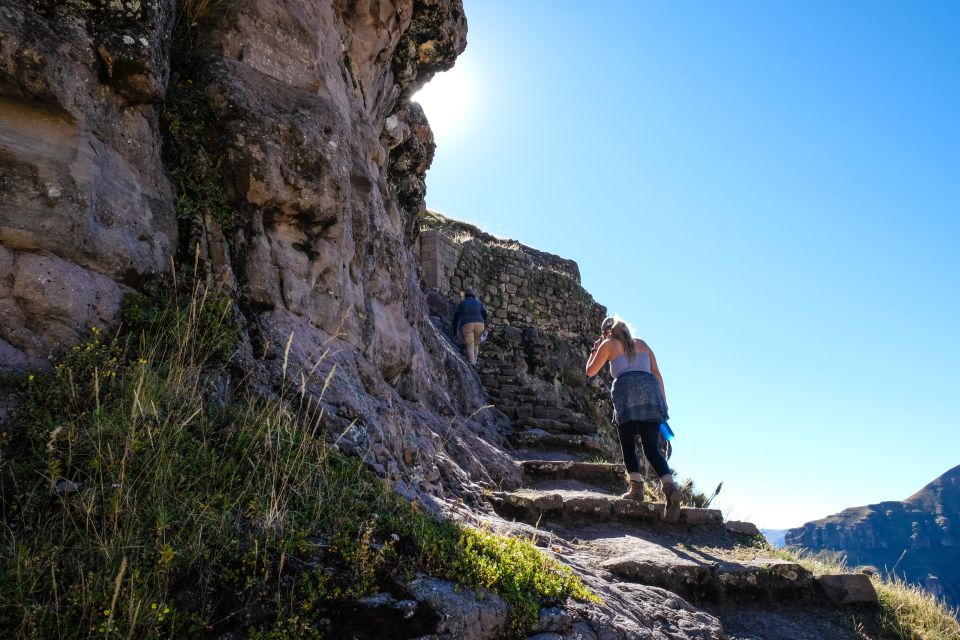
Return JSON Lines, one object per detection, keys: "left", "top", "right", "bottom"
{"left": 610, "top": 351, "right": 651, "bottom": 378}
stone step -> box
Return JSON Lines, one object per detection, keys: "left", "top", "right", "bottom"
{"left": 514, "top": 416, "right": 598, "bottom": 435}
{"left": 520, "top": 460, "right": 627, "bottom": 492}
{"left": 489, "top": 488, "right": 722, "bottom": 527}
{"left": 511, "top": 449, "right": 589, "bottom": 463}
{"left": 508, "top": 429, "right": 604, "bottom": 453}
{"left": 817, "top": 573, "right": 878, "bottom": 605}
{"left": 599, "top": 547, "right": 877, "bottom": 607}
{"left": 600, "top": 545, "right": 814, "bottom": 603}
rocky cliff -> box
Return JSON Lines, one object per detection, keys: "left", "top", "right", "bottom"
{"left": 787, "top": 465, "right": 960, "bottom": 610}
{"left": 1, "top": 0, "right": 519, "bottom": 504}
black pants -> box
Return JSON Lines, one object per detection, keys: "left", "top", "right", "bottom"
{"left": 617, "top": 420, "right": 670, "bottom": 477}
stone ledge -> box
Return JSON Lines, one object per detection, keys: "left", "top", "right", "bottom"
{"left": 508, "top": 429, "right": 603, "bottom": 454}
{"left": 724, "top": 520, "right": 761, "bottom": 536}
{"left": 818, "top": 574, "right": 878, "bottom": 605}
{"left": 520, "top": 460, "right": 627, "bottom": 491}
{"left": 602, "top": 550, "right": 813, "bottom": 603}
{"left": 489, "top": 489, "right": 721, "bottom": 527}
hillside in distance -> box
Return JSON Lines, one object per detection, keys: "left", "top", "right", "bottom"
{"left": 787, "top": 465, "right": 960, "bottom": 611}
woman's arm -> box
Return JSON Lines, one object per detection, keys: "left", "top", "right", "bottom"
{"left": 585, "top": 338, "right": 613, "bottom": 377}
{"left": 647, "top": 344, "right": 668, "bottom": 409}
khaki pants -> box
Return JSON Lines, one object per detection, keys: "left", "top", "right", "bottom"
{"left": 461, "top": 322, "right": 484, "bottom": 365}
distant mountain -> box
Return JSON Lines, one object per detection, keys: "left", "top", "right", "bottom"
{"left": 762, "top": 529, "right": 789, "bottom": 548}
{"left": 787, "top": 465, "right": 960, "bottom": 610}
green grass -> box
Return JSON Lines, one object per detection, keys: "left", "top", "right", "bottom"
{"left": 0, "top": 281, "right": 595, "bottom": 638}
{"left": 772, "top": 547, "right": 960, "bottom": 640}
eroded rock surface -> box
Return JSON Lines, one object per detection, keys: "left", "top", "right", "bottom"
{"left": 1, "top": 0, "right": 520, "bottom": 499}
{"left": 0, "top": 0, "right": 177, "bottom": 369}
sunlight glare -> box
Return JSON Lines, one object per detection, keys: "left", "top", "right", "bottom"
{"left": 412, "top": 63, "right": 471, "bottom": 139}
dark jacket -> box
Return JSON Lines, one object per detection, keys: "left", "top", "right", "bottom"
{"left": 452, "top": 295, "right": 487, "bottom": 331}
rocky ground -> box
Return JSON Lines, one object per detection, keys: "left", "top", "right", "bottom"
{"left": 459, "top": 448, "right": 879, "bottom": 640}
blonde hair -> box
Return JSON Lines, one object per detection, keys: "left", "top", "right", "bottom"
{"left": 603, "top": 316, "right": 637, "bottom": 359}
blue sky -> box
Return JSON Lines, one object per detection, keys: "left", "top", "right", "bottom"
{"left": 415, "top": 1, "right": 960, "bottom": 529}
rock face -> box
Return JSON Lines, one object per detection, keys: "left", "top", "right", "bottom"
{"left": 182, "top": 0, "right": 526, "bottom": 501}
{"left": 0, "top": 0, "right": 177, "bottom": 370}
{"left": 787, "top": 464, "right": 960, "bottom": 610}
{"left": 1, "top": 0, "right": 522, "bottom": 505}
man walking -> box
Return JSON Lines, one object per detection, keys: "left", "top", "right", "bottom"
{"left": 452, "top": 287, "right": 488, "bottom": 366}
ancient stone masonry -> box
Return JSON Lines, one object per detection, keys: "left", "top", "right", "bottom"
{"left": 418, "top": 212, "right": 618, "bottom": 461}
{"left": 418, "top": 228, "right": 461, "bottom": 290}
{"left": 419, "top": 212, "right": 594, "bottom": 335}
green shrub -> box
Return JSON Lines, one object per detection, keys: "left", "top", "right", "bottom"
{"left": 161, "top": 71, "right": 236, "bottom": 242}
{"left": 560, "top": 365, "right": 582, "bottom": 386}
{"left": 0, "top": 282, "right": 595, "bottom": 638}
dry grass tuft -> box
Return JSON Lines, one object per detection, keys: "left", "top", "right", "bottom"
{"left": 774, "top": 547, "right": 960, "bottom": 640}
{"left": 178, "top": 0, "right": 228, "bottom": 24}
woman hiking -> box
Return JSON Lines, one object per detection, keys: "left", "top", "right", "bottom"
{"left": 585, "top": 316, "right": 682, "bottom": 523}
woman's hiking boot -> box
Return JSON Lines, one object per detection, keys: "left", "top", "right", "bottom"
{"left": 620, "top": 472, "right": 645, "bottom": 500}
{"left": 661, "top": 474, "right": 682, "bottom": 523}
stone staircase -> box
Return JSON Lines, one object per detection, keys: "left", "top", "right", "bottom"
{"left": 487, "top": 458, "right": 878, "bottom": 611}
{"left": 492, "top": 460, "right": 724, "bottom": 527}
{"left": 422, "top": 221, "right": 882, "bottom": 636}
{"left": 475, "top": 326, "right": 608, "bottom": 458}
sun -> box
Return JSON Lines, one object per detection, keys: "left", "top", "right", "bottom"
{"left": 412, "top": 62, "right": 471, "bottom": 139}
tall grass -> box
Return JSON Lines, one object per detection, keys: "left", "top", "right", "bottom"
{"left": 774, "top": 547, "right": 960, "bottom": 640}
{"left": 873, "top": 574, "right": 960, "bottom": 640}
{"left": 0, "top": 280, "right": 594, "bottom": 638}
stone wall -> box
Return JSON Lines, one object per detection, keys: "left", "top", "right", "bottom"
{"left": 418, "top": 213, "right": 603, "bottom": 337}
{"left": 418, "top": 228, "right": 461, "bottom": 290}
{"left": 418, "top": 213, "right": 619, "bottom": 461}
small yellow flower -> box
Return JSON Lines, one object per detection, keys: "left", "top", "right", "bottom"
{"left": 103, "top": 609, "right": 110, "bottom": 616}
{"left": 138, "top": 358, "right": 148, "bottom": 366}
{"left": 27, "top": 374, "right": 34, "bottom": 382}
{"left": 151, "top": 603, "right": 158, "bottom": 610}
{"left": 157, "top": 615, "right": 164, "bottom": 622}
{"left": 163, "top": 607, "right": 170, "bottom": 614}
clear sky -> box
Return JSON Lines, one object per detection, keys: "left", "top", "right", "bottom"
{"left": 414, "top": 1, "right": 960, "bottom": 529}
